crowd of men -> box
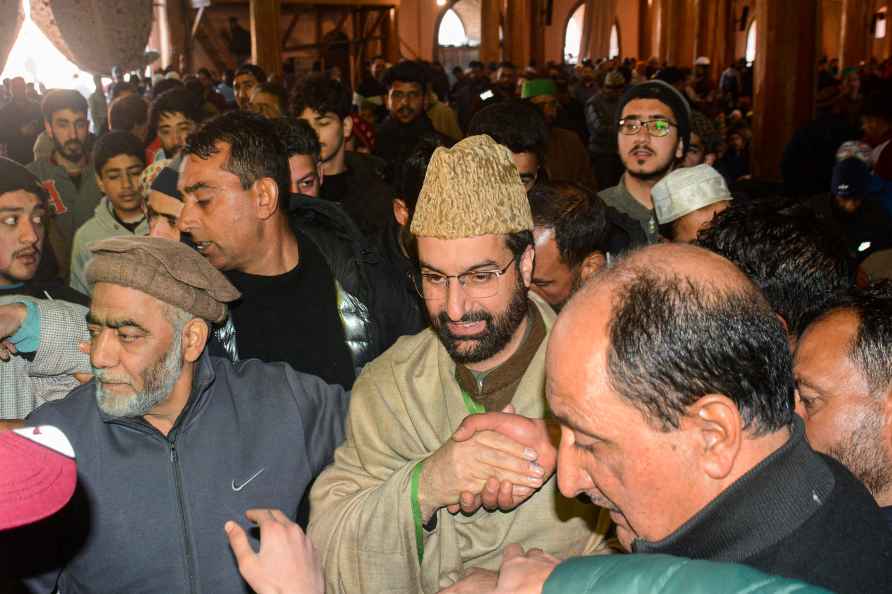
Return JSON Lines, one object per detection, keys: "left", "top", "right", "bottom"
{"left": 0, "top": 43, "right": 890, "bottom": 594}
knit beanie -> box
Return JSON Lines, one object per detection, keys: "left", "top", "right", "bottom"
{"left": 617, "top": 80, "right": 691, "bottom": 153}
{"left": 410, "top": 134, "right": 533, "bottom": 239}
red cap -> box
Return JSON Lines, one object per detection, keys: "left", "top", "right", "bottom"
{"left": 0, "top": 425, "right": 76, "bottom": 531}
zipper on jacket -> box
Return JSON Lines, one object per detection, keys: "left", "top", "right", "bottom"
{"left": 170, "top": 441, "right": 198, "bottom": 594}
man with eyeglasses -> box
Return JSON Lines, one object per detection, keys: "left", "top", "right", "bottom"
{"left": 598, "top": 80, "right": 691, "bottom": 244}
{"left": 374, "top": 61, "right": 452, "bottom": 183}
{"left": 309, "top": 135, "right": 610, "bottom": 594}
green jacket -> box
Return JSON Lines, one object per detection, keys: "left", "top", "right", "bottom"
{"left": 543, "top": 554, "right": 832, "bottom": 594}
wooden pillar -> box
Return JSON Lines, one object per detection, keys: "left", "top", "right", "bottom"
{"left": 581, "top": 0, "right": 618, "bottom": 60}
{"left": 840, "top": 0, "right": 870, "bottom": 69}
{"left": 164, "top": 0, "right": 189, "bottom": 72}
{"left": 480, "top": 0, "right": 501, "bottom": 64}
{"left": 661, "top": 0, "right": 695, "bottom": 66}
{"left": 383, "top": 7, "right": 400, "bottom": 64}
{"left": 250, "top": 0, "right": 282, "bottom": 78}
{"left": 752, "top": 0, "right": 819, "bottom": 180}
{"left": 694, "top": 0, "right": 734, "bottom": 77}
{"left": 638, "top": 0, "right": 652, "bottom": 59}
{"left": 506, "top": 0, "right": 532, "bottom": 69}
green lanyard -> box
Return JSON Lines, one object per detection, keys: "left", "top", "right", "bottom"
{"left": 461, "top": 389, "right": 486, "bottom": 414}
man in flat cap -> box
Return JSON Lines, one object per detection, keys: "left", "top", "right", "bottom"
{"left": 309, "top": 135, "right": 609, "bottom": 594}
{"left": 652, "top": 163, "right": 731, "bottom": 243}
{"left": 19, "top": 236, "right": 349, "bottom": 594}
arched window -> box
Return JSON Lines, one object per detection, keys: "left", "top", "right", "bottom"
{"left": 564, "top": 3, "right": 585, "bottom": 63}
{"left": 609, "top": 23, "right": 620, "bottom": 59}
{"left": 745, "top": 20, "right": 757, "bottom": 64}
{"left": 438, "top": 8, "right": 468, "bottom": 47}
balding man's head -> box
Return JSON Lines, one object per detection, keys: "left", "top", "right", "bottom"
{"left": 547, "top": 244, "right": 796, "bottom": 550}
{"left": 555, "top": 243, "right": 795, "bottom": 434}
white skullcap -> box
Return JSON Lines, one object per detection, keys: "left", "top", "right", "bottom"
{"left": 652, "top": 164, "right": 731, "bottom": 225}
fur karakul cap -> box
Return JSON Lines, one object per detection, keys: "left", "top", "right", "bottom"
{"left": 410, "top": 134, "right": 533, "bottom": 239}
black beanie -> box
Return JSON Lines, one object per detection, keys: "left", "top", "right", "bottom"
{"left": 617, "top": 80, "right": 692, "bottom": 153}
{"left": 0, "top": 157, "right": 49, "bottom": 204}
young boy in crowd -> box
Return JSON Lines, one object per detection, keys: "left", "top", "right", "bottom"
{"left": 69, "top": 131, "right": 148, "bottom": 295}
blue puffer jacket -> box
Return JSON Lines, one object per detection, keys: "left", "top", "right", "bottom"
{"left": 543, "top": 554, "right": 833, "bottom": 594}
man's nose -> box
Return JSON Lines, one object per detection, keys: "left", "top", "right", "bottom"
{"left": 444, "top": 279, "right": 468, "bottom": 322}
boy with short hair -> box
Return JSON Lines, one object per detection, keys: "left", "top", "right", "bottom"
{"left": 69, "top": 131, "right": 148, "bottom": 295}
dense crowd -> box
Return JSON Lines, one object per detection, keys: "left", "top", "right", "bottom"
{"left": 0, "top": 45, "right": 890, "bottom": 594}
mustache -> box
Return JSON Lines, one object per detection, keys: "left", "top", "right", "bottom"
{"left": 93, "top": 370, "right": 132, "bottom": 385}
{"left": 435, "top": 310, "right": 492, "bottom": 337}
{"left": 13, "top": 246, "right": 40, "bottom": 258}
{"left": 628, "top": 145, "right": 655, "bottom": 157}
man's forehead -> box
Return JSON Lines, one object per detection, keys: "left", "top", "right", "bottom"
{"left": 621, "top": 98, "right": 673, "bottom": 118}
{"left": 0, "top": 190, "right": 43, "bottom": 209}
{"left": 417, "top": 234, "right": 511, "bottom": 268}
{"left": 51, "top": 109, "right": 87, "bottom": 122}
{"left": 391, "top": 81, "right": 422, "bottom": 92}
{"left": 158, "top": 111, "right": 191, "bottom": 126}
{"left": 234, "top": 74, "right": 257, "bottom": 84}
{"left": 288, "top": 154, "right": 317, "bottom": 176}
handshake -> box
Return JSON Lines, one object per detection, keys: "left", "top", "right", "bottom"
{"left": 418, "top": 405, "right": 560, "bottom": 520}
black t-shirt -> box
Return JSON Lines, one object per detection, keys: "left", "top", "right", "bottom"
{"left": 225, "top": 228, "right": 356, "bottom": 389}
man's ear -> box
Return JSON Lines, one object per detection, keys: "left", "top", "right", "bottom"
{"left": 95, "top": 174, "right": 107, "bottom": 195}
{"left": 254, "top": 177, "right": 280, "bottom": 220}
{"left": 393, "top": 198, "right": 409, "bottom": 226}
{"left": 684, "top": 394, "right": 743, "bottom": 481}
{"left": 181, "top": 318, "right": 209, "bottom": 363}
{"left": 579, "top": 251, "right": 606, "bottom": 282}
{"left": 676, "top": 140, "right": 686, "bottom": 160}
{"left": 519, "top": 244, "right": 535, "bottom": 288}
{"left": 342, "top": 114, "right": 353, "bottom": 142}
{"left": 881, "top": 386, "right": 892, "bottom": 461}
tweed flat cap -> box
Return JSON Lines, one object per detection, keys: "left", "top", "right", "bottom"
{"left": 651, "top": 164, "right": 732, "bottom": 225}
{"left": 85, "top": 236, "right": 240, "bottom": 324}
{"left": 410, "top": 134, "right": 533, "bottom": 239}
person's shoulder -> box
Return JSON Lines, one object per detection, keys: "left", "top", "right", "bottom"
{"left": 361, "top": 328, "right": 439, "bottom": 376}
{"left": 27, "top": 382, "right": 97, "bottom": 427}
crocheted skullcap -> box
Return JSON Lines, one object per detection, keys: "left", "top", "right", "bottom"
{"left": 410, "top": 134, "right": 533, "bottom": 239}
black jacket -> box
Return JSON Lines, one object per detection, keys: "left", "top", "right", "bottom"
{"left": 17, "top": 353, "right": 349, "bottom": 594}
{"left": 210, "top": 198, "right": 423, "bottom": 372}
{"left": 319, "top": 152, "right": 395, "bottom": 239}
{"left": 635, "top": 417, "right": 892, "bottom": 594}
{"left": 373, "top": 114, "right": 451, "bottom": 183}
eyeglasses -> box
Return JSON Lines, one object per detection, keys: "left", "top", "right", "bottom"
{"left": 412, "top": 259, "right": 515, "bottom": 300}
{"left": 618, "top": 118, "right": 677, "bottom": 137}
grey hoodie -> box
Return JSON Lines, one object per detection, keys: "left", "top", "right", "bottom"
{"left": 23, "top": 352, "right": 349, "bottom": 594}
{"left": 69, "top": 197, "right": 148, "bottom": 295}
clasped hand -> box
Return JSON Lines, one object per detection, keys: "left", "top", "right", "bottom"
{"left": 420, "top": 406, "right": 558, "bottom": 517}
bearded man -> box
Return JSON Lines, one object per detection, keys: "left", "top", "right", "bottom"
{"left": 28, "top": 90, "right": 103, "bottom": 280}
{"left": 18, "top": 236, "right": 350, "bottom": 594}
{"left": 598, "top": 81, "right": 690, "bottom": 244}
{"left": 308, "top": 135, "right": 610, "bottom": 594}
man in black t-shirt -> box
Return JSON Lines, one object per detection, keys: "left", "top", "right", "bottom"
{"left": 178, "top": 111, "right": 419, "bottom": 388}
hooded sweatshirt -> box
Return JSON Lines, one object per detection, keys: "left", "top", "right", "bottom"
{"left": 69, "top": 197, "right": 148, "bottom": 295}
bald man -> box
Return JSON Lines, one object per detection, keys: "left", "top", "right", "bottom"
{"left": 449, "top": 244, "right": 892, "bottom": 594}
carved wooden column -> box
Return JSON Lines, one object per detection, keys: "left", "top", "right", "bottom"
{"left": 383, "top": 7, "right": 400, "bottom": 64}
{"left": 250, "top": 0, "right": 282, "bottom": 77}
{"left": 752, "top": 0, "right": 819, "bottom": 179}
{"left": 695, "top": 0, "right": 734, "bottom": 73}
{"left": 581, "top": 0, "right": 618, "bottom": 60}
{"left": 480, "top": 0, "right": 501, "bottom": 64}
{"left": 840, "top": 0, "right": 870, "bottom": 69}
{"left": 506, "top": 0, "right": 536, "bottom": 68}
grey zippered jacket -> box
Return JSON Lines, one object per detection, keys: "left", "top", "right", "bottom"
{"left": 22, "top": 352, "right": 349, "bottom": 594}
